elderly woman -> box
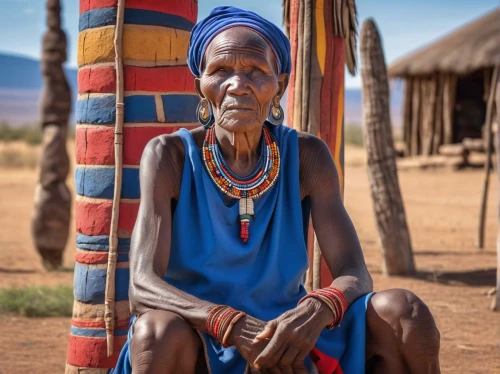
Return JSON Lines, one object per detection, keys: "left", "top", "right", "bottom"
{"left": 112, "top": 6, "right": 440, "bottom": 374}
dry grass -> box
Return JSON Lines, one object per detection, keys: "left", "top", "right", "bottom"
{"left": 0, "top": 141, "right": 40, "bottom": 168}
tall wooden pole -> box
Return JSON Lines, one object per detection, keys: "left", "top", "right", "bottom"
{"left": 283, "top": 0, "right": 357, "bottom": 288}
{"left": 360, "top": 19, "right": 415, "bottom": 276}
{"left": 493, "top": 67, "right": 500, "bottom": 311}
{"left": 31, "top": 0, "right": 71, "bottom": 270}
{"left": 476, "top": 65, "right": 499, "bottom": 250}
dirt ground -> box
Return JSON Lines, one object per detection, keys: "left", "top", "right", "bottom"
{"left": 0, "top": 144, "right": 499, "bottom": 373}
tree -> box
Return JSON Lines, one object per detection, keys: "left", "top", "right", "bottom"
{"left": 360, "top": 19, "right": 415, "bottom": 275}
{"left": 31, "top": 0, "right": 71, "bottom": 269}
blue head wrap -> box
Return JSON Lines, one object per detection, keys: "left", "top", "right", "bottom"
{"left": 188, "top": 6, "right": 291, "bottom": 78}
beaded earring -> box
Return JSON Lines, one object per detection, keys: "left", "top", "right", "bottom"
{"left": 267, "top": 96, "right": 284, "bottom": 126}
{"left": 197, "top": 99, "right": 215, "bottom": 129}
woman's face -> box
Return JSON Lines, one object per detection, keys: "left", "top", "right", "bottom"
{"left": 195, "top": 27, "right": 288, "bottom": 133}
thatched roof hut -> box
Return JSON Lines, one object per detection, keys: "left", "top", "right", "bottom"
{"left": 388, "top": 9, "right": 500, "bottom": 156}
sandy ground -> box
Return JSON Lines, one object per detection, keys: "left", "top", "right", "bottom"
{"left": 0, "top": 144, "right": 499, "bottom": 373}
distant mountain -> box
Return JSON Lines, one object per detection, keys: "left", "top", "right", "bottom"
{"left": 0, "top": 52, "right": 403, "bottom": 128}
{"left": 345, "top": 82, "right": 404, "bottom": 128}
{"left": 0, "top": 53, "right": 77, "bottom": 126}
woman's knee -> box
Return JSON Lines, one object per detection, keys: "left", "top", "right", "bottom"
{"left": 131, "top": 310, "right": 199, "bottom": 352}
{"left": 369, "top": 289, "right": 440, "bottom": 349}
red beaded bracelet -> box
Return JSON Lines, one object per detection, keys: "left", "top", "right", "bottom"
{"left": 298, "top": 286, "right": 348, "bottom": 329}
{"left": 206, "top": 305, "right": 245, "bottom": 347}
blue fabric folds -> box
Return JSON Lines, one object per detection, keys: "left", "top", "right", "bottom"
{"left": 188, "top": 6, "right": 291, "bottom": 77}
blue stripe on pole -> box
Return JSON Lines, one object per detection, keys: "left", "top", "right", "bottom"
{"left": 79, "top": 8, "right": 194, "bottom": 32}
{"left": 75, "top": 167, "right": 140, "bottom": 199}
{"left": 70, "top": 326, "right": 129, "bottom": 338}
{"left": 162, "top": 94, "right": 199, "bottom": 123}
{"left": 76, "top": 95, "right": 116, "bottom": 124}
{"left": 73, "top": 263, "right": 130, "bottom": 304}
{"left": 124, "top": 8, "right": 194, "bottom": 31}
{"left": 79, "top": 7, "right": 117, "bottom": 31}
{"left": 124, "top": 95, "right": 158, "bottom": 123}
{"left": 76, "top": 234, "right": 131, "bottom": 252}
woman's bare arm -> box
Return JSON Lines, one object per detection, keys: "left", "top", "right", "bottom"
{"left": 128, "top": 135, "right": 214, "bottom": 331}
{"left": 300, "top": 133, "right": 373, "bottom": 304}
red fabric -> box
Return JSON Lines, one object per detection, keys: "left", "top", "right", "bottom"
{"left": 310, "top": 348, "right": 344, "bottom": 374}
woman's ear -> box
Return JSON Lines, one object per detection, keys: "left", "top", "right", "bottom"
{"left": 194, "top": 78, "right": 205, "bottom": 99}
{"left": 276, "top": 73, "right": 289, "bottom": 98}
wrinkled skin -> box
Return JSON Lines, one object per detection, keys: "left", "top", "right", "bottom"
{"left": 128, "top": 27, "right": 441, "bottom": 373}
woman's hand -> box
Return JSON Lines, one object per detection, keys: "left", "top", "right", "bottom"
{"left": 226, "top": 315, "right": 270, "bottom": 366}
{"left": 252, "top": 298, "right": 333, "bottom": 371}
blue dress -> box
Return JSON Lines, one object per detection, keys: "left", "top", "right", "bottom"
{"left": 111, "top": 124, "right": 372, "bottom": 373}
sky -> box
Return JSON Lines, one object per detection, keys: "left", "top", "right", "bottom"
{"left": 0, "top": 0, "right": 498, "bottom": 88}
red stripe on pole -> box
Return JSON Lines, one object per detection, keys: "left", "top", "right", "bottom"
{"left": 71, "top": 319, "right": 130, "bottom": 329}
{"left": 67, "top": 335, "right": 127, "bottom": 368}
{"left": 76, "top": 200, "right": 112, "bottom": 236}
{"left": 125, "top": 0, "right": 197, "bottom": 23}
{"left": 78, "top": 68, "right": 116, "bottom": 94}
{"left": 117, "top": 202, "right": 139, "bottom": 238}
{"left": 75, "top": 252, "right": 109, "bottom": 264}
{"left": 76, "top": 127, "right": 115, "bottom": 166}
{"left": 80, "top": 0, "right": 117, "bottom": 13}
{"left": 123, "top": 125, "right": 198, "bottom": 165}
{"left": 124, "top": 66, "right": 195, "bottom": 93}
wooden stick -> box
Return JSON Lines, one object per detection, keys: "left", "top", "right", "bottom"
{"left": 104, "top": 0, "right": 125, "bottom": 357}
{"left": 493, "top": 68, "right": 500, "bottom": 311}
{"left": 313, "top": 235, "right": 321, "bottom": 290}
{"left": 476, "top": 65, "right": 499, "bottom": 251}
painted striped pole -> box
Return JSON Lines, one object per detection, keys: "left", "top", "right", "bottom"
{"left": 284, "top": 0, "right": 357, "bottom": 289}
{"left": 67, "top": 1, "right": 198, "bottom": 371}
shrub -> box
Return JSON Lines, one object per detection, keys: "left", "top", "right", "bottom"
{"left": 0, "top": 122, "right": 42, "bottom": 145}
{"left": 345, "top": 123, "right": 364, "bottom": 146}
{"left": 0, "top": 286, "right": 73, "bottom": 317}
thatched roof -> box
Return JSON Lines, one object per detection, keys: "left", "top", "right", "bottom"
{"left": 388, "top": 9, "right": 500, "bottom": 78}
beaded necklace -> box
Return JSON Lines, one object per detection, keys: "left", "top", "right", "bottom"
{"left": 202, "top": 125, "right": 280, "bottom": 243}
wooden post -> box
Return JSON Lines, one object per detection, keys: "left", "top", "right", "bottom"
{"left": 443, "top": 74, "right": 457, "bottom": 144}
{"left": 411, "top": 78, "right": 421, "bottom": 155}
{"left": 360, "top": 19, "right": 415, "bottom": 275}
{"left": 31, "top": 0, "right": 71, "bottom": 270}
{"left": 421, "top": 77, "right": 437, "bottom": 156}
{"left": 104, "top": 0, "right": 125, "bottom": 357}
{"left": 284, "top": 0, "right": 356, "bottom": 288}
{"left": 476, "top": 65, "right": 499, "bottom": 250}
{"left": 403, "top": 78, "right": 413, "bottom": 156}
{"left": 433, "top": 74, "right": 444, "bottom": 154}
{"left": 493, "top": 66, "right": 500, "bottom": 311}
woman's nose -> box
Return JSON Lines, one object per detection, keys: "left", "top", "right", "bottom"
{"left": 226, "top": 73, "right": 251, "bottom": 96}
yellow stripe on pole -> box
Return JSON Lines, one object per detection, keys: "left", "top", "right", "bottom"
{"left": 123, "top": 25, "right": 190, "bottom": 64}
{"left": 78, "top": 26, "right": 115, "bottom": 67}
{"left": 315, "top": 0, "right": 326, "bottom": 75}
{"left": 78, "top": 25, "right": 191, "bottom": 67}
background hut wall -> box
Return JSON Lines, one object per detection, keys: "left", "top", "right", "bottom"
{"left": 68, "top": 1, "right": 198, "bottom": 371}
{"left": 402, "top": 74, "right": 457, "bottom": 156}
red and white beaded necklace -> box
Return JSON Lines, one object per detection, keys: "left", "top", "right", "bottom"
{"left": 202, "top": 125, "right": 280, "bottom": 243}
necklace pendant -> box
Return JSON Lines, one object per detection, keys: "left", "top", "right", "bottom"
{"left": 239, "top": 198, "right": 254, "bottom": 243}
